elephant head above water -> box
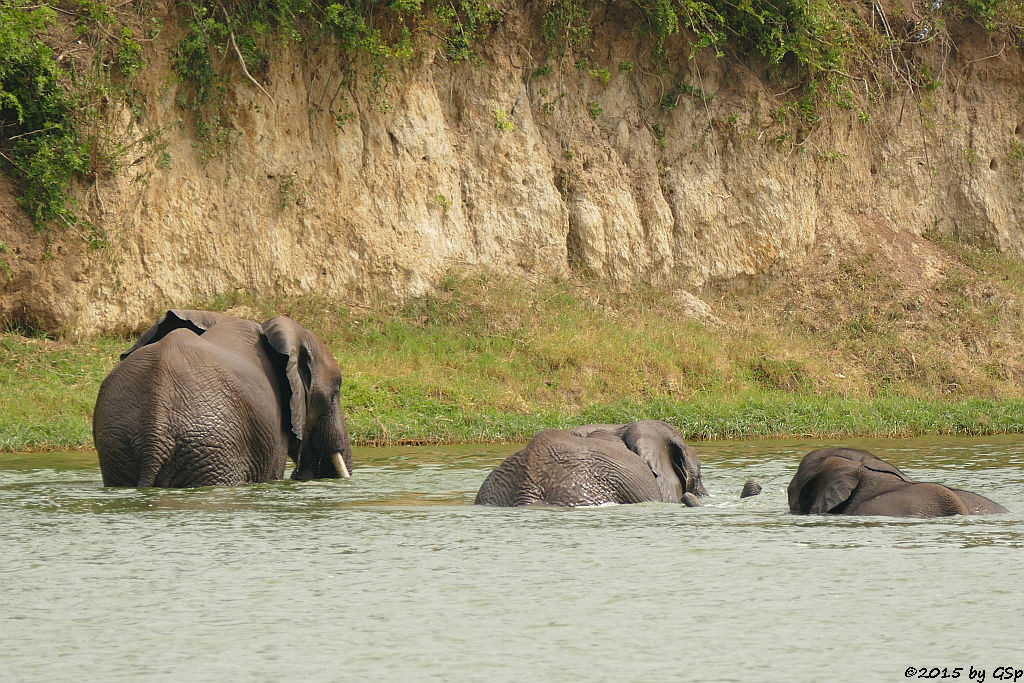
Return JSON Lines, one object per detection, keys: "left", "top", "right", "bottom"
{"left": 787, "top": 447, "right": 1007, "bottom": 517}
{"left": 475, "top": 419, "right": 707, "bottom": 507}
{"left": 93, "top": 309, "right": 353, "bottom": 487}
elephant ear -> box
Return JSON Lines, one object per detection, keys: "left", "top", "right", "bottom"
{"left": 262, "top": 316, "right": 312, "bottom": 444}
{"left": 621, "top": 420, "right": 705, "bottom": 502}
{"left": 673, "top": 441, "right": 708, "bottom": 497}
{"left": 789, "top": 454, "right": 862, "bottom": 514}
{"left": 120, "top": 309, "right": 238, "bottom": 360}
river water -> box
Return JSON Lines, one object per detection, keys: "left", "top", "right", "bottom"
{"left": 2, "top": 436, "right": 1022, "bottom": 681}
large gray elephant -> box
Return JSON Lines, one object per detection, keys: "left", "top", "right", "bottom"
{"left": 93, "top": 310, "right": 353, "bottom": 487}
{"left": 475, "top": 420, "right": 707, "bottom": 507}
{"left": 788, "top": 447, "right": 1007, "bottom": 517}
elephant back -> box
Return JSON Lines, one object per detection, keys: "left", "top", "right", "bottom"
{"left": 121, "top": 309, "right": 261, "bottom": 359}
{"left": 950, "top": 488, "right": 1009, "bottom": 515}
{"left": 475, "top": 428, "right": 663, "bottom": 507}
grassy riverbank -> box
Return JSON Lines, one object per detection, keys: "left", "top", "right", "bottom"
{"left": 4, "top": 238, "right": 1024, "bottom": 451}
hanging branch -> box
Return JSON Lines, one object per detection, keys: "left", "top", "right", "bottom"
{"left": 219, "top": 4, "right": 276, "bottom": 107}
{"left": 7, "top": 125, "right": 62, "bottom": 141}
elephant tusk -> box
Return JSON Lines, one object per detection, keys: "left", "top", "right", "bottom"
{"left": 331, "top": 452, "right": 351, "bottom": 478}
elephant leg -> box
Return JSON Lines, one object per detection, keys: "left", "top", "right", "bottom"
{"left": 98, "top": 453, "right": 141, "bottom": 487}
{"left": 148, "top": 444, "right": 249, "bottom": 488}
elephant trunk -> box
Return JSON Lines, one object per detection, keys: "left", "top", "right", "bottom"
{"left": 289, "top": 450, "right": 352, "bottom": 481}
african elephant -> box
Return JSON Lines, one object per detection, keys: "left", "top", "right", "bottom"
{"left": 93, "top": 309, "right": 353, "bottom": 487}
{"left": 475, "top": 420, "right": 707, "bottom": 507}
{"left": 787, "top": 447, "right": 1007, "bottom": 517}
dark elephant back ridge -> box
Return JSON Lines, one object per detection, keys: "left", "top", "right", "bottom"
{"left": 475, "top": 420, "right": 706, "bottom": 507}
{"left": 93, "top": 310, "right": 353, "bottom": 487}
{"left": 787, "top": 447, "right": 1007, "bottom": 517}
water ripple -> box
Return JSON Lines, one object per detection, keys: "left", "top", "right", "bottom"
{"left": 1, "top": 436, "right": 1022, "bottom": 680}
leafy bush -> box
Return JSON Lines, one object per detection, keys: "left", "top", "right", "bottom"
{"left": 1, "top": 0, "right": 150, "bottom": 231}
{"left": 171, "top": 0, "right": 504, "bottom": 153}
{"left": 0, "top": 1, "right": 88, "bottom": 228}
{"left": 954, "top": 0, "right": 1024, "bottom": 34}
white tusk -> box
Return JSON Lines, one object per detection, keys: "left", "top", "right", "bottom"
{"left": 331, "top": 452, "right": 351, "bottom": 478}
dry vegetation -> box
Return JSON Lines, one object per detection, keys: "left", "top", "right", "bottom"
{"left": 734, "top": 225, "right": 1024, "bottom": 399}
{"left": 4, "top": 227, "right": 1024, "bottom": 451}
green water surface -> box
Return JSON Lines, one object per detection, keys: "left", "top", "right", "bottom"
{"left": 1, "top": 437, "right": 1022, "bottom": 681}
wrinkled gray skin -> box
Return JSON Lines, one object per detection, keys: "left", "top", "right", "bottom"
{"left": 94, "top": 310, "right": 353, "bottom": 487}
{"left": 475, "top": 420, "right": 707, "bottom": 507}
{"left": 740, "top": 479, "right": 762, "bottom": 498}
{"left": 788, "top": 447, "right": 1007, "bottom": 517}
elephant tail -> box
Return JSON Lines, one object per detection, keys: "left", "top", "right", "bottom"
{"left": 136, "top": 446, "right": 170, "bottom": 487}
{"left": 136, "top": 450, "right": 165, "bottom": 489}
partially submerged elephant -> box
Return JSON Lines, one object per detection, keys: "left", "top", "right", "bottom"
{"left": 94, "top": 310, "right": 353, "bottom": 487}
{"left": 787, "top": 447, "right": 1007, "bottom": 517}
{"left": 475, "top": 420, "right": 707, "bottom": 507}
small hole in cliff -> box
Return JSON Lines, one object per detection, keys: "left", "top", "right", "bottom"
{"left": 990, "top": 158, "right": 999, "bottom": 171}
{"left": 870, "top": 164, "right": 878, "bottom": 175}
{"left": 1016, "top": 123, "right": 1022, "bottom": 135}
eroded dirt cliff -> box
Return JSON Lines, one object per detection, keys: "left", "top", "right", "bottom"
{"left": 1, "top": 1, "right": 1022, "bottom": 335}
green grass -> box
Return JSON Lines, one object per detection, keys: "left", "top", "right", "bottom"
{"left": 4, "top": 271, "right": 1024, "bottom": 452}
{"left": 0, "top": 334, "right": 122, "bottom": 451}
{"left": 341, "top": 393, "right": 1024, "bottom": 445}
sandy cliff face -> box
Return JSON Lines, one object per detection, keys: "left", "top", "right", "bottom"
{"left": 1, "top": 5, "right": 1022, "bottom": 335}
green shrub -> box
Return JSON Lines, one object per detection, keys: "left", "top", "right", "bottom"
{"left": 0, "top": 1, "right": 88, "bottom": 228}
{"left": 170, "top": 0, "right": 503, "bottom": 154}
{"left": 630, "top": 0, "right": 851, "bottom": 72}
{"left": 1, "top": 0, "right": 150, "bottom": 231}
{"left": 954, "top": 0, "right": 1024, "bottom": 34}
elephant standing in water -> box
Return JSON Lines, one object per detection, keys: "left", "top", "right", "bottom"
{"left": 788, "top": 447, "right": 1007, "bottom": 517}
{"left": 475, "top": 420, "right": 707, "bottom": 507}
{"left": 94, "top": 310, "right": 353, "bottom": 487}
